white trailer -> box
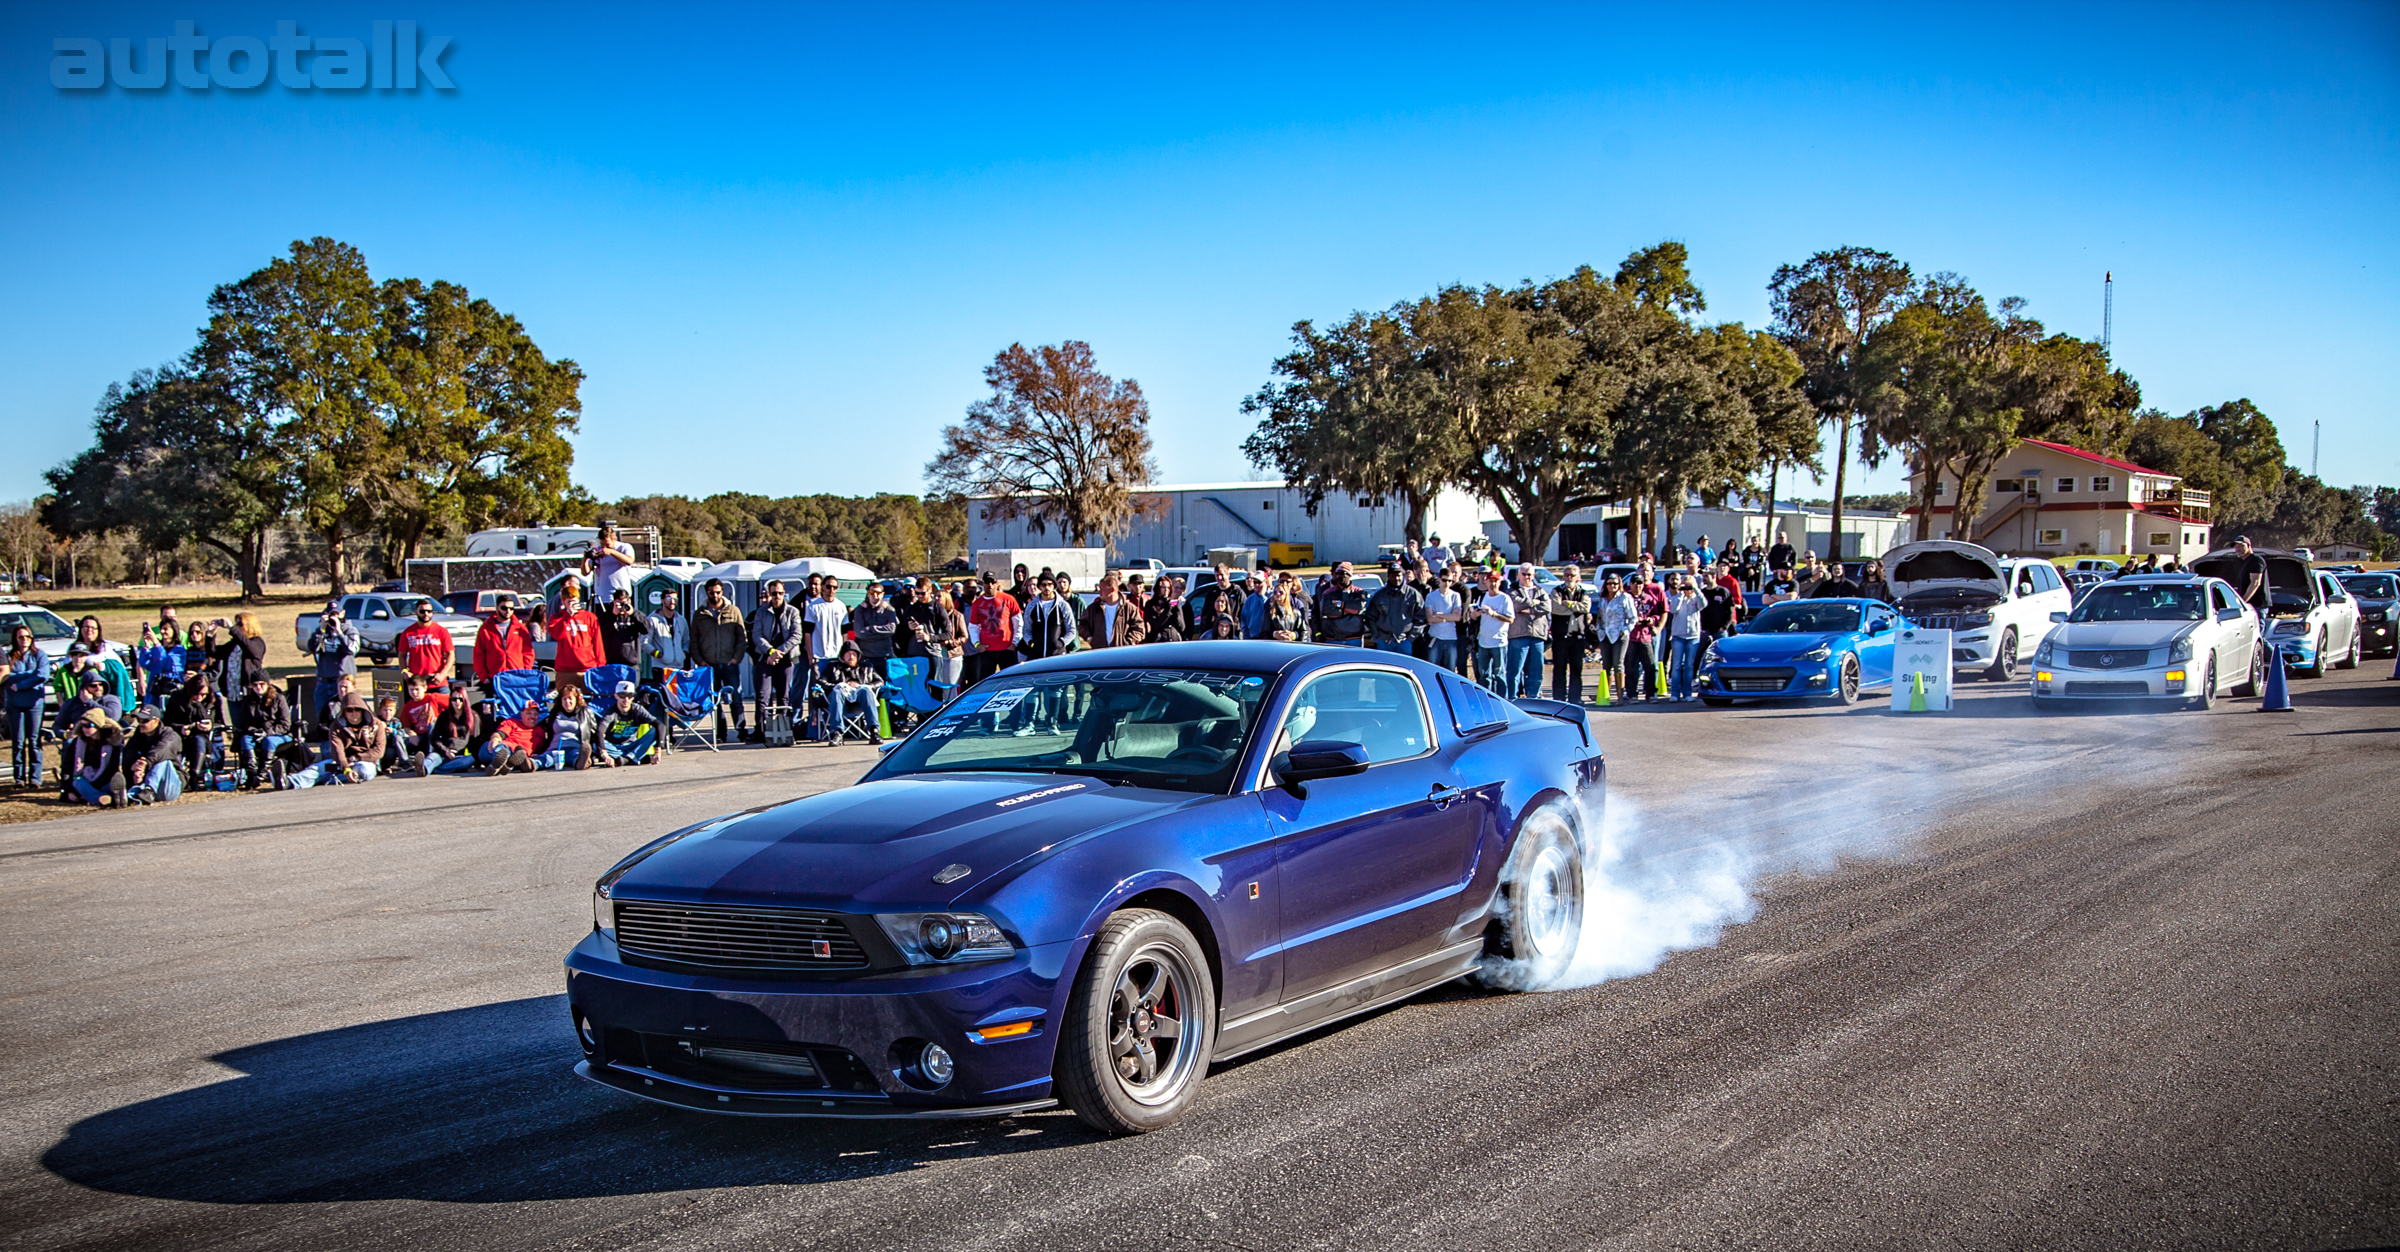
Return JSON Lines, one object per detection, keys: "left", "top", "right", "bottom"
{"left": 975, "top": 548, "right": 1109, "bottom": 587}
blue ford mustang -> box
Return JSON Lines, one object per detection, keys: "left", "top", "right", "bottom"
{"left": 566, "top": 641, "right": 1605, "bottom": 1134}
{"left": 1696, "top": 597, "right": 1899, "bottom": 705}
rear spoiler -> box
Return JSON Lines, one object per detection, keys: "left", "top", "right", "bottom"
{"left": 1511, "top": 697, "right": 1589, "bottom": 746}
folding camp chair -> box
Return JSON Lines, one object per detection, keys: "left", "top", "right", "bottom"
{"left": 658, "top": 667, "right": 721, "bottom": 754}
{"left": 882, "top": 657, "right": 945, "bottom": 732}
{"left": 581, "top": 663, "right": 638, "bottom": 702}
{"left": 486, "top": 668, "right": 550, "bottom": 722}
{"left": 814, "top": 659, "right": 878, "bottom": 745}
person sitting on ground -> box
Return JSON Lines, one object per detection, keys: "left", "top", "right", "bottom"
{"left": 594, "top": 680, "right": 662, "bottom": 766}
{"left": 56, "top": 669, "right": 122, "bottom": 738}
{"left": 481, "top": 701, "right": 548, "bottom": 776}
{"left": 121, "top": 704, "right": 185, "bottom": 806}
{"left": 164, "top": 668, "right": 216, "bottom": 777}
{"left": 397, "top": 675, "right": 449, "bottom": 776}
{"left": 233, "top": 674, "right": 296, "bottom": 789}
{"left": 425, "top": 678, "right": 482, "bottom": 774}
{"left": 372, "top": 693, "right": 408, "bottom": 774}
{"left": 820, "top": 643, "right": 884, "bottom": 745}
{"left": 313, "top": 672, "right": 358, "bottom": 735}
{"left": 63, "top": 709, "right": 124, "bottom": 807}
{"left": 537, "top": 682, "right": 599, "bottom": 771}
{"left": 282, "top": 692, "right": 387, "bottom": 789}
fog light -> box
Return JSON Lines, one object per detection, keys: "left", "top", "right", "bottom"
{"left": 2034, "top": 671, "right": 2054, "bottom": 683}
{"left": 575, "top": 1013, "right": 599, "bottom": 1056}
{"left": 2164, "top": 670, "right": 2186, "bottom": 682}
{"left": 1805, "top": 672, "right": 1828, "bottom": 686}
{"left": 919, "top": 1042, "right": 954, "bottom": 1086}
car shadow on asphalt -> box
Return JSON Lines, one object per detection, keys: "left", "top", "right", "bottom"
{"left": 42, "top": 995, "right": 1104, "bottom": 1204}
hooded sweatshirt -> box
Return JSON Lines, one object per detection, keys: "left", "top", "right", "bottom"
{"left": 327, "top": 693, "right": 388, "bottom": 768}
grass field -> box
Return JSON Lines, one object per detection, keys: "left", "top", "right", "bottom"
{"left": 21, "top": 583, "right": 329, "bottom": 679}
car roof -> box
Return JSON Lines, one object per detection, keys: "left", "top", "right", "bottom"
{"left": 996, "top": 639, "right": 1443, "bottom": 683}
{"left": 2114, "top": 573, "right": 2208, "bottom": 584}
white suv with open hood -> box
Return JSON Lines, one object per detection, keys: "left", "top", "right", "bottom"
{"left": 1886, "top": 540, "right": 2073, "bottom": 681}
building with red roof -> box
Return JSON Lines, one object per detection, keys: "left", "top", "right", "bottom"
{"left": 1905, "top": 438, "right": 2213, "bottom": 561}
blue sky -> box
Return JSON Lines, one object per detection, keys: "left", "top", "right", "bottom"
{"left": 4, "top": 2, "right": 2395, "bottom": 511}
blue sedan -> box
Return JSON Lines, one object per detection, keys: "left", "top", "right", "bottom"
{"left": 1696, "top": 598, "right": 1899, "bottom": 705}
{"left": 565, "top": 642, "right": 1605, "bottom": 1135}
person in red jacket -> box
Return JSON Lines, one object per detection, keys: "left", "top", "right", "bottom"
{"left": 395, "top": 601, "right": 455, "bottom": 684}
{"left": 474, "top": 592, "right": 537, "bottom": 686}
{"left": 548, "top": 585, "right": 605, "bottom": 689}
{"left": 480, "top": 700, "right": 548, "bottom": 775}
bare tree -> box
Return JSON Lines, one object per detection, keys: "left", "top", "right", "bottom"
{"left": 926, "top": 341, "right": 1157, "bottom": 547}
{"left": 0, "top": 502, "right": 54, "bottom": 586}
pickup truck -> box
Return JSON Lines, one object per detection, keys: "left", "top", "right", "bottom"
{"left": 294, "top": 592, "right": 481, "bottom": 670}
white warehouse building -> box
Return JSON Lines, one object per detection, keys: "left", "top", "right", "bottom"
{"left": 967, "top": 481, "right": 1488, "bottom": 568}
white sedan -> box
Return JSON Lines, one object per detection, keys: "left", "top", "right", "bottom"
{"left": 2030, "top": 574, "right": 2263, "bottom": 710}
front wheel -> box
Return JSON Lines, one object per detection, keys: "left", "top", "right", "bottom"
{"left": 2188, "top": 658, "right": 2216, "bottom": 711}
{"left": 2337, "top": 630, "right": 2360, "bottom": 670}
{"left": 2233, "top": 640, "right": 2264, "bottom": 697}
{"left": 1834, "top": 656, "right": 1861, "bottom": 704}
{"left": 2302, "top": 631, "right": 2327, "bottom": 678}
{"left": 1055, "top": 909, "right": 1215, "bottom": 1135}
{"left": 1473, "top": 803, "right": 1585, "bottom": 991}
{"left": 1983, "top": 629, "right": 2018, "bottom": 682}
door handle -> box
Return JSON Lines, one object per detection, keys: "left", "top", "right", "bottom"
{"left": 1428, "top": 785, "right": 1467, "bottom": 811}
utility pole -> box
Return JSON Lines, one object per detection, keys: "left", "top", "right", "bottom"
{"left": 2102, "top": 272, "right": 2113, "bottom": 353}
{"left": 2313, "top": 420, "right": 2320, "bottom": 478}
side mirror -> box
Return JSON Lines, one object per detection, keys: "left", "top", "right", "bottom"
{"left": 1869, "top": 619, "right": 1890, "bottom": 634}
{"left": 2049, "top": 611, "right": 2068, "bottom": 623}
{"left": 876, "top": 739, "right": 901, "bottom": 755}
{"left": 369, "top": 610, "right": 390, "bottom": 621}
{"left": 1274, "top": 740, "right": 1371, "bottom": 796}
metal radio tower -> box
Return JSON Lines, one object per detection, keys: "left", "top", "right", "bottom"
{"left": 2102, "top": 271, "right": 2113, "bottom": 353}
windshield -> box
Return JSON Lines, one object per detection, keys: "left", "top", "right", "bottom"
{"left": 0, "top": 607, "right": 75, "bottom": 641}
{"left": 2339, "top": 574, "right": 2396, "bottom": 599}
{"left": 2070, "top": 584, "right": 2205, "bottom": 623}
{"left": 875, "top": 668, "right": 1275, "bottom": 793}
{"left": 1747, "top": 603, "right": 1861, "bottom": 634}
{"left": 385, "top": 594, "right": 436, "bottom": 615}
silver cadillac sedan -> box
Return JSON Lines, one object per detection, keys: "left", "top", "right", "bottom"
{"left": 2029, "top": 574, "right": 2265, "bottom": 710}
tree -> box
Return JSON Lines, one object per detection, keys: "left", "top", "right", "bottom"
{"left": 2124, "top": 401, "right": 2287, "bottom": 537}
{"left": 1770, "top": 247, "right": 1916, "bottom": 557}
{"left": 0, "top": 502, "right": 54, "bottom": 586}
{"left": 378, "top": 277, "right": 584, "bottom": 566}
{"left": 1415, "top": 281, "right": 1586, "bottom": 563}
{"left": 198, "top": 237, "right": 394, "bottom": 595}
{"left": 42, "top": 366, "right": 293, "bottom": 597}
{"left": 926, "top": 341, "right": 1157, "bottom": 548}
{"left": 1241, "top": 309, "right": 1464, "bottom": 540}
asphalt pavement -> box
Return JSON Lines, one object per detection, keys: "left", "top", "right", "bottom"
{"left": 2, "top": 666, "right": 2394, "bottom": 1251}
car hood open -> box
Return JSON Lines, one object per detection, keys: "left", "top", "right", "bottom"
{"left": 608, "top": 772, "right": 1200, "bottom": 909}
{"left": 1886, "top": 540, "right": 2007, "bottom": 602}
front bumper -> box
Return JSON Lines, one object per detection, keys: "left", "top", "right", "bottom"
{"left": 2361, "top": 616, "right": 2393, "bottom": 653}
{"left": 2030, "top": 662, "right": 2196, "bottom": 700}
{"left": 1699, "top": 659, "right": 1838, "bottom": 700}
{"left": 2271, "top": 633, "right": 2319, "bottom": 668}
{"left": 565, "top": 928, "right": 1083, "bottom": 1117}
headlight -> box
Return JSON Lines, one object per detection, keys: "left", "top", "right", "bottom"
{"left": 1701, "top": 644, "right": 1721, "bottom": 665}
{"left": 2168, "top": 636, "right": 2193, "bottom": 662}
{"left": 2273, "top": 620, "right": 2305, "bottom": 636}
{"left": 875, "top": 912, "right": 1015, "bottom": 965}
{"left": 2035, "top": 637, "right": 2054, "bottom": 665}
{"left": 593, "top": 886, "right": 615, "bottom": 937}
{"left": 1799, "top": 644, "right": 1832, "bottom": 662}
{"left": 1961, "top": 612, "right": 1994, "bottom": 628}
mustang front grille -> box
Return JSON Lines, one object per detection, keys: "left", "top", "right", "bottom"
{"left": 2063, "top": 680, "right": 2149, "bottom": 696}
{"left": 607, "top": 1029, "right": 882, "bottom": 1093}
{"left": 2068, "top": 649, "right": 2153, "bottom": 669}
{"left": 612, "top": 901, "right": 871, "bottom": 970}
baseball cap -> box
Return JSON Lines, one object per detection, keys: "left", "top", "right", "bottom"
{"left": 134, "top": 703, "right": 162, "bottom": 720}
{"left": 614, "top": 680, "right": 637, "bottom": 695}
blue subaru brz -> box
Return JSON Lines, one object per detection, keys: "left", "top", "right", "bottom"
{"left": 565, "top": 642, "right": 1605, "bottom": 1134}
{"left": 1696, "top": 597, "right": 1899, "bottom": 705}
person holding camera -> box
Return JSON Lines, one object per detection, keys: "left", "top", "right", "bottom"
{"left": 583, "top": 522, "right": 639, "bottom": 605}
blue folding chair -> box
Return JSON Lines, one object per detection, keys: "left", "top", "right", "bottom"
{"left": 487, "top": 668, "right": 549, "bottom": 722}
{"left": 581, "top": 663, "right": 638, "bottom": 701}
{"left": 658, "top": 667, "right": 721, "bottom": 753}
{"left": 882, "top": 657, "right": 945, "bottom": 729}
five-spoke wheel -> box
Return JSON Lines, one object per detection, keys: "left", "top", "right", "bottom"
{"left": 1056, "top": 909, "right": 1214, "bottom": 1134}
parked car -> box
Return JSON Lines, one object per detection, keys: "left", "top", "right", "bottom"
{"left": 1886, "top": 540, "right": 2073, "bottom": 681}
{"left": 2029, "top": 574, "right": 2262, "bottom": 710}
{"left": 293, "top": 592, "right": 481, "bottom": 668}
{"left": 2068, "top": 558, "right": 2124, "bottom": 574}
{"left": 567, "top": 643, "right": 1604, "bottom": 1132}
{"left": 1698, "top": 598, "right": 1898, "bottom": 706}
{"left": 652, "top": 556, "right": 710, "bottom": 577}
{"left": 2336, "top": 571, "right": 2397, "bottom": 657}
{"left": 0, "top": 597, "right": 128, "bottom": 665}
{"left": 2063, "top": 570, "right": 2105, "bottom": 602}
{"left": 2293, "top": 546, "right": 2316, "bottom": 563}
{"left": 2190, "top": 548, "right": 2362, "bottom": 677}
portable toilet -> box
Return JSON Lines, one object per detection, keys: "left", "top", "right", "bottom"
{"left": 761, "top": 556, "right": 877, "bottom": 609}
{"left": 541, "top": 564, "right": 653, "bottom": 616}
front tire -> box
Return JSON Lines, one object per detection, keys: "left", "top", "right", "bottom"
{"left": 2302, "top": 630, "right": 2327, "bottom": 678}
{"left": 1473, "top": 803, "right": 1585, "bottom": 991}
{"left": 1055, "top": 909, "right": 1214, "bottom": 1135}
{"left": 1983, "top": 629, "right": 2018, "bottom": 682}
{"left": 2337, "top": 629, "right": 2360, "bottom": 670}
{"left": 2233, "top": 640, "right": 2264, "bottom": 697}
{"left": 1834, "top": 656, "right": 1861, "bottom": 705}
{"left": 2188, "top": 658, "right": 2216, "bottom": 711}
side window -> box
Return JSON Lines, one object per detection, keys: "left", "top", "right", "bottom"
{"left": 2321, "top": 575, "right": 2345, "bottom": 603}
{"left": 1279, "top": 669, "right": 1431, "bottom": 765}
{"left": 342, "top": 599, "right": 365, "bottom": 621}
{"left": 1437, "top": 671, "right": 1510, "bottom": 736}
{"left": 2015, "top": 567, "right": 2037, "bottom": 598}
{"left": 2039, "top": 564, "right": 2062, "bottom": 593}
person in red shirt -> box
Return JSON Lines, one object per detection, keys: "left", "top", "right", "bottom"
{"left": 397, "top": 674, "right": 450, "bottom": 774}
{"left": 1715, "top": 563, "right": 1747, "bottom": 626}
{"left": 547, "top": 585, "right": 604, "bottom": 689}
{"left": 481, "top": 701, "right": 547, "bottom": 775}
{"left": 395, "top": 601, "right": 455, "bottom": 684}
{"left": 474, "top": 592, "right": 537, "bottom": 685}
{"left": 966, "top": 572, "right": 1020, "bottom": 686}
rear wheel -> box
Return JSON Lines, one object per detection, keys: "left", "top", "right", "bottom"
{"left": 1473, "top": 803, "right": 1585, "bottom": 992}
{"left": 1055, "top": 909, "right": 1214, "bottom": 1135}
{"left": 1983, "top": 629, "right": 2018, "bottom": 682}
